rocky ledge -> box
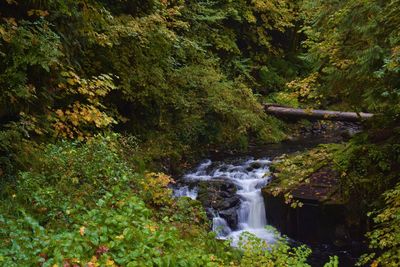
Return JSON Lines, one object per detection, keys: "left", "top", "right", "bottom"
{"left": 262, "top": 145, "right": 367, "bottom": 249}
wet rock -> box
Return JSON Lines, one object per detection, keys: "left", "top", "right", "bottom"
{"left": 246, "top": 162, "right": 262, "bottom": 172}
{"left": 196, "top": 179, "right": 240, "bottom": 229}
{"left": 219, "top": 207, "right": 238, "bottom": 228}
{"left": 219, "top": 196, "right": 240, "bottom": 210}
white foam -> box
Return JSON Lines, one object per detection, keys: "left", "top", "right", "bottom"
{"left": 179, "top": 158, "right": 277, "bottom": 245}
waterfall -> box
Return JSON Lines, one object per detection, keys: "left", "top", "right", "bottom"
{"left": 212, "top": 215, "right": 232, "bottom": 238}
{"left": 175, "top": 158, "right": 276, "bottom": 246}
{"left": 173, "top": 186, "right": 198, "bottom": 199}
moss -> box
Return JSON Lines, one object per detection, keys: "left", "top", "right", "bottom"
{"left": 264, "top": 144, "right": 345, "bottom": 207}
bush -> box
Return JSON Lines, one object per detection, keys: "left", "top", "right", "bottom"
{"left": 238, "top": 230, "right": 312, "bottom": 267}
{"left": 12, "top": 134, "right": 134, "bottom": 224}
{"left": 0, "top": 187, "right": 230, "bottom": 266}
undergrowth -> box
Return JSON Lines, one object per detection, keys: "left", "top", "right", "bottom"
{"left": 0, "top": 134, "right": 336, "bottom": 266}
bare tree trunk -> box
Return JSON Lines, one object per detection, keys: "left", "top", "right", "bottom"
{"left": 264, "top": 104, "right": 374, "bottom": 122}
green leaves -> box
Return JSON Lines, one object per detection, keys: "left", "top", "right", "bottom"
{"left": 299, "top": 0, "right": 400, "bottom": 116}
{"left": 0, "top": 134, "right": 234, "bottom": 266}
{"left": 238, "top": 229, "right": 312, "bottom": 267}
{"left": 0, "top": 18, "right": 62, "bottom": 105}
{"left": 359, "top": 183, "right": 400, "bottom": 266}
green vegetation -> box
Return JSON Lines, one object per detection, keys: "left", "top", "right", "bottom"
{"left": 297, "top": 1, "right": 400, "bottom": 265}
{"left": 238, "top": 229, "right": 314, "bottom": 267}
{"left": 266, "top": 144, "right": 345, "bottom": 208}
{"left": 1, "top": 0, "right": 399, "bottom": 266}
{"left": 0, "top": 135, "right": 231, "bottom": 266}
{"left": 0, "top": 135, "right": 323, "bottom": 266}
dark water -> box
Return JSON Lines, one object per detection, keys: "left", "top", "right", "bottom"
{"left": 207, "top": 135, "right": 344, "bottom": 162}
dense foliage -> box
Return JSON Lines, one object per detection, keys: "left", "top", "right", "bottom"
{"left": 0, "top": 1, "right": 310, "bottom": 266}
{"left": 297, "top": 1, "right": 400, "bottom": 265}
{"left": 1, "top": 0, "right": 400, "bottom": 265}
{"left": 0, "top": 0, "right": 291, "bottom": 178}
{"left": 0, "top": 135, "right": 229, "bottom": 266}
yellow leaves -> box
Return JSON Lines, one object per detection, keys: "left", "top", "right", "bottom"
{"left": 4, "top": 17, "right": 17, "bottom": 27}
{"left": 105, "top": 258, "right": 116, "bottom": 266}
{"left": 244, "top": 11, "right": 257, "bottom": 24}
{"left": 385, "top": 46, "right": 400, "bottom": 71}
{"left": 55, "top": 109, "right": 64, "bottom": 117}
{"left": 252, "top": 0, "right": 273, "bottom": 11}
{"left": 87, "top": 256, "right": 99, "bottom": 267}
{"left": 6, "top": 0, "right": 17, "bottom": 4}
{"left": 0, "top": 18, "right": 17, "bottom": 43}
{"left": 304, "top": 107, "right": 314, "bottom": 115}
{"left": 115, "top": 234, "right": 124, "bottom": 240}
{"left": 16, "top": 112, "right": 46, "bottom": 136}
{"left": 286, "top": 72, "right": 322, "bottom": 105}
{"left": 251, "top": 0, "right": 294, "bottom": 30}
{"left": 391, "top": 46, "right": 400, "bottom": 58}
{"left": 53, "top": 102, "right": 116, "bottom": 139}
{"left": 52, "top": 72, "right": 117, "bottom": 139}
{"left": 87, "top": 256, "right": 116, "bottom": 267}
{"left": 94, "top": 32, "right": 113, "bottom": 47}
{"left": 0, "top": 26, "right": 5, "bottom": 37}
{"left": 142, "top": 173, "right": 174, "bottom": 207}
{"left": 71, "top": 258, "right": 80, "bottom": 264}
{"left": 145, "top": 172, "right": 173, "bottom": 188}
{"left": 60, "top": 71, "right": 116, "bottom": 101}
{"left": 333, "top": 59, "right": 355, "bottom": 70}
{"left": 27, "top": 9, "right": 50, "bottom": 17}
{"left": 67, "top": 78, "right": 77, "bottom": 86}
{"left": 79, "top": 226, "right": 86, "bottom": 236}
{"left": 145, "top": 224, "right": 158, "bottom": 233}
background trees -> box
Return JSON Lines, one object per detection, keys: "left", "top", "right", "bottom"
{"left": 299, "top": 1, "right": 400, "bottom": 265}
{"left": 1, "top": 0, "right": 295, "bottom": 181}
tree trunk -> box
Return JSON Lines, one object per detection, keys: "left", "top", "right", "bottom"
{"left": 264, "top": 104, "right": 374, "bottom": 122}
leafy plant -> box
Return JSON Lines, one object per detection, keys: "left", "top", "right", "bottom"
{"left": 238, "top": 228, "right": 312, "bottom": 267}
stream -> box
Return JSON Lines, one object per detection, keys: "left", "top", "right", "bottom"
{"left": 173, "top": 126, "right": 363, "bottom": 266}
{"left": 177, "top": 158, "right": 275, "bottom": 246}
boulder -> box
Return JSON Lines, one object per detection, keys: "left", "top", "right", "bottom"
{"left": 196, "top": 178, "right": 240, "bottom": 229}
{"left": 219, "top": 207, "right": 238, "bottom": 228}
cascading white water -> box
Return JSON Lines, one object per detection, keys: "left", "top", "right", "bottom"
{"left": 175, "top": 158, "right": 276, "bottom": 246}
{"left": 173, "top": 186, "right": 198, "bottom": 200}
{"left": 212, "top": 215, "right": 232, "bottom": 238}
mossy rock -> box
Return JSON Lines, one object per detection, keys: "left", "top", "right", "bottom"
{"left": 261, "top": 144, "right": 367, "bottom": 247}
{"left": 264, "top": 144, "right": 346, "bottom": 206}
{"left": 196, "top": 179, "right": 239, "bottom": 229}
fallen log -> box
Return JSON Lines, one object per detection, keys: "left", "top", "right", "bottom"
{"left": 264, "top": 104, "right": 374, "bottom": 122}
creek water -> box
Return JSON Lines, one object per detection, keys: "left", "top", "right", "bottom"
{"left": 173, "top": 130, "right": 364, "bottom": 266}
{"left": 173, "top": 134, "right": 346, "bottom": 244}
{"left": 174, "top": 158, "right": 276, "bottom": 246}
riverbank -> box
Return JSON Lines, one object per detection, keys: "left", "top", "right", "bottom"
{"left": 262, "top": 144, "right": 368, "bottom": 266}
